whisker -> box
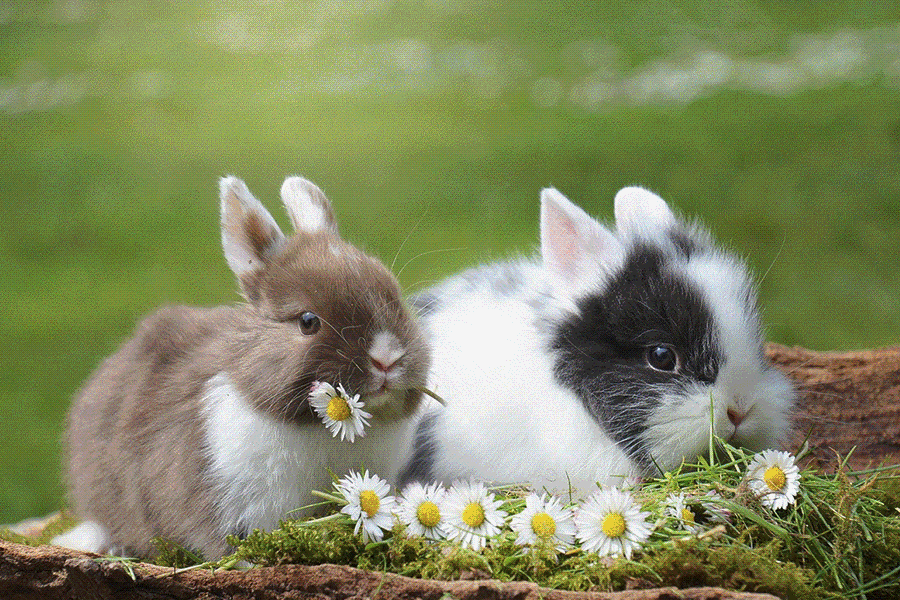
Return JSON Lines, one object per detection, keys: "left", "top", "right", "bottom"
{"left": 757, "top": 236, "right": 786, "bottom": 287}
{"left": 396, "top": 247, "right": 467, "bottom": 281}
{"left": 390, "top": 210, "right": 429, "bottom": 273}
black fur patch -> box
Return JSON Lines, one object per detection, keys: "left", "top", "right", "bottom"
{"left": 397, "top": 412, "right": 438, "bottom": 487}
{"left": 669, "top": 228, "right": 701, "bottom": 258}
{"left": 551, "top": 244, "right": 722, "bottom": 470}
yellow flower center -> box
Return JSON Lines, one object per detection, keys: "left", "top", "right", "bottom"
{"left": 681, "top": 507, "right": 696, "bottom": 524}
{"left": 764, "top": 466, "right": 787, "bottom": 492}
{"left": 326, "top": 396, "right": 351, "bottom": 422}
{"left": 601, "top": 512, "right": 627, "bottom": 538}
{"left": 416, "top": 501, "right": 441, "bottom": 528}
{"left": 462, "top": 502, "right": 486, "bottom": 528}
{"left": 531, "top": 512, "right": 557, "bottom": 539}
{"left": 359, "top": 490, "right": 380, "bottom": 518}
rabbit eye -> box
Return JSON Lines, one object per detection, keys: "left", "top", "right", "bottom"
{"left": 646, "top": 345, "right": 679, "bottom": 372}
{"left": 299, "top": 312, "right": 321, "bottom": 335}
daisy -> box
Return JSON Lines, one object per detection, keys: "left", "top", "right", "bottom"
{"left": 666, "top": 493, "right": 704, "bottom": 533}
{"left": 697, "top": 490, "right": 732, "bottom": 526}
{"left": 574, "top": 487, "right": 652, "bottom": 560}
{"left": 509, "top": 493, "right": 576, "bottom": 551}
{"left": 309, "top": 381, "right": 372, "bottom": 443}
{"left": 337, "top": 470, "right": 396, "bottom": 542}
{"left": 746, "top": 449, "right": 801, "bottom": 510}
{"left": 397, "top": 481, "right": 448, "bottom": 541}
{"left": 442, "top": 480, "right": 507, "bottom": 551}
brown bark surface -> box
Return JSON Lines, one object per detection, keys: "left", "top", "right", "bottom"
{"left": 0, "top": 540, "right": 780, "bottom": 600}
{"left": 767, "top": 343, "right": 900, "bottom": 470}
{"left": 3, "top": 344, "right": 899, "bottom": 600}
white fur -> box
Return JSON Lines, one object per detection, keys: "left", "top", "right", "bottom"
{"left": 280, "top": 176, "right": 334, "bottom": 234}
{"left": 51, "top": 520, "right": 115, "bottom": 554}
{"left": 614, "top": 186, "right": 678, "bottom": 243}
{"left": 201, "top": 373, "right": 415, "bottom": 536}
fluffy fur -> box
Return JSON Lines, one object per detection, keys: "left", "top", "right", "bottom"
{"left": 54, "top": 175, "right": 430, "bottom": 558}
{"left": 400, "top": 186, "right": 793, "bottom": 494}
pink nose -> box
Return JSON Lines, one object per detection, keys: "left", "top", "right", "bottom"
{"left": 371, "top": 357, "right": 397, "bottom": 373}
{"left": 727, "top": 408, "right": 746, "bottom": 427}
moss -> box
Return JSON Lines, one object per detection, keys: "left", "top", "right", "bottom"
{"left": 625, "top": 539, "right": 820, "bottom": 600}
{"left": 228, "top": 518, "right": 364, "bottom": 567}
{"left": 149, "top": 538, "right": 206, "bottom": 568}
{"left": 869, "top": 474, "right": 900, "bottom": 515}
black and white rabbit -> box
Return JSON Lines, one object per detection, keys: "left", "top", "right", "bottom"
{"left": 52, "top": 175, "right": 429, "bottom": 558}
{"left": 400, "top": 186, "right": 793, "bottom": 493}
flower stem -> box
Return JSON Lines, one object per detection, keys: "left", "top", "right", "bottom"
{"left": 311, "top": 490, "right": 349, "bottom": 505}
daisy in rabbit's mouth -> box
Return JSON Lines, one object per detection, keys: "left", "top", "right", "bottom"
{"left": 309, "top": 382, "right": 372, "bottom": 443}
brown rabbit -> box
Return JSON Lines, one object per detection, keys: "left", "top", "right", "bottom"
{"left": 52, "top": 175, "right": 430, "bottom": 558}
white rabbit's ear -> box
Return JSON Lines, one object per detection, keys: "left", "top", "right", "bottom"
{"left": 540, "top": 187, "right": 624, "bottom": 279}
{"left": 613, "top": 186, "right": 678, "bottom": 239}
{"left": 220, "top": 176, "right": 285, "bottom": 276}
{"left": 280, "top": 176, "right": 338, "bottom": 235}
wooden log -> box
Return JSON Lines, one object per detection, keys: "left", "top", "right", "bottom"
{"left": 0, "top": 540, "right": 779, "bottom": 600}
{"left": 767, "top": 344, "right": 900, "bottom": 470}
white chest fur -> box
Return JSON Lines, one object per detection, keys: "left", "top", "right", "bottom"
{"left": 201, "top": 373, "right": 412, "bottom": 536}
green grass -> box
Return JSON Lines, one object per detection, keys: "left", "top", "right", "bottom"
{"left": 2, "top": 1, "right": 900, "bottom": 525}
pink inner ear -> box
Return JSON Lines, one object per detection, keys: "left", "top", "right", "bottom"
{"left": 543, "top": 208, "right": 581, "bottom": 276}
{"left": 541, "top": 187, "right": 626, "bottom": 280}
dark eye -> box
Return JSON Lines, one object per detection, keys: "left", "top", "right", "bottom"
{"left": 646, "top": 345, "right": 679, "bottom": 372}
{"left": 298, "top": 312, "right": 321, "bottom": 335}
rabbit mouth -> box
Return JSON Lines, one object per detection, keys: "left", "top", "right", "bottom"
{"left": 362, "top": 386, "right": 423, "bottom": 418}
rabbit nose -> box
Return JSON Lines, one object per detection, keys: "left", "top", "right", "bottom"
{"left": 727, "top": 407, "right": 746, "bottom": 427}
{"left": 370, "top": 356, "right": 398, "bottom": 373}
{"left": 368, "top": 331, "right": 405, "bottom": 374}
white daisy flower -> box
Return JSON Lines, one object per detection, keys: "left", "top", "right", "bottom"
{"left": 397, "top": 481, "right": 448, "bottom": 541}
{"left": 574, "top": 487, "right": 652, "bottom": 560}
{"left": 698, "top": 490, "right": 732, "bottom": 525}
{"left": 509, "top": 493, "right": 576, "bottom": 551}
{"left": 337, "top": 470, "right": 396, "bottom": 542}
{"left": 666, "top": 493, "right": 704, "bottom": 533}
{"left": 309, "top": 381, "right": 372, "bottom": 443}
{"left": 746, "top": 449, "right": 801, "bottom": 510}
{"left": 442, "top": 480, "right": 507, "bottom": 551}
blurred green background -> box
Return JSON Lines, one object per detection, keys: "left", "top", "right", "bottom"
{"left": 2, "top": 0, "right": 899, "bottom": 525}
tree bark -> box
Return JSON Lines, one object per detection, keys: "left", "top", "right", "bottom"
{"left": 3, "top": 344, "right": 899, "bottom": 600}
{"left": 766, "top": 343, "right": 900, "bottom": 470}
{"left": 0, "top": 540, "right": 780, "bottom": 600}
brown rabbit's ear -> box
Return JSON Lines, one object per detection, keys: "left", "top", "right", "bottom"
{"left": 280, "top": 176, "right": 339, "bottom": 235}
{"left": 220, "top": 176, "right": 285, "bottom": 277}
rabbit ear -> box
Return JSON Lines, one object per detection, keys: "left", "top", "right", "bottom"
{"left": 280, "top": 176, "right": 338, "bottom": 235}
{"left": 613, "top": 186, "right": 678, "bottom": 239}
{"left": 540, "top": 187, "right": 624, "bottom": 279}
{"left": 220, "top": 176, "right": 285, "bottom": 276}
